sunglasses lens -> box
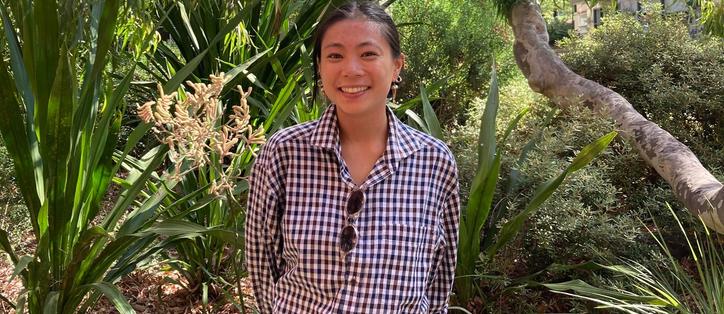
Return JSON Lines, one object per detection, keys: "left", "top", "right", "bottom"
{"left": 347, "top": 190, "right": 364, "bottom": 216}
{"left": 340, "top": 225, "right": 357, "bottom": 253}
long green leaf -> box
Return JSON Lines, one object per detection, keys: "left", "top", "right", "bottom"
{"left": 135, "top": 220, "right": 240, "bottom": 244}
{"left": 404, "top": 109, "right": 430, "bottom": 134}
{"left": 544, "top": 279, "right": 664, "bottom": 303}
{"left": 103, "top": 145, "right": 169, "bottom": 231}
{"left": 465, "top": 65, "right": 499, "bottom": 234}
{"left": 420, "top": 84, "right": 443, "bottom": 140}
{"left": 0, "top": 49, "right": 41, "bottom": 226}
{"left": 222, "top": 47, "right": 272, "bottom": 90}
{"left": 266, "top": 72, "right": 301, "bottom": 132}
{"left": 45, "top": 43, "right": 74, "bottom": 279}
{"left": 85, "top": 282, "right": 135, "bottom": 314}
{"left": 10, "top": 255, "right": 33, "bottom": 283}
{"left": 0, "top": 4, "right": 32, "bottom": 109}
{"left": 568, "top": 131, "right": 618, "bottom": 172}
{"left": 486, "top": 131, "right": 618, "bottom": 258}
{"left": 41, "top": 291, "right": 59, "bottom": 314}
{"left": 162, "top": 10, "right": 246, "bottom": 93}
{"left": 74, "top": 0, "right": 121, "bottom": 136}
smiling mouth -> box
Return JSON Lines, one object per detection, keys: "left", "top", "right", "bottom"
{"left": 339, "top": 86, "right": 369, "bottom": 94}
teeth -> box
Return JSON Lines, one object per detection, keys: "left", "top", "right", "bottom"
{"left": 341, "top": 87, "right": 368, "bottom": 93}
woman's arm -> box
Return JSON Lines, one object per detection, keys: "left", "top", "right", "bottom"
{"left": 427, "top": 172, "right": 461, "bottom": 313}
{"left": 245, "top": 143, "right": 283, "bottom": 313}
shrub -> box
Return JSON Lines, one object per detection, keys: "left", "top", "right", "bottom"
{"left": 389, "top": 0, "right": 516, "bottom": 125}
{"left": 558, "top": 5, "right": 724, "bottom": 169}
{"left": 546, "top": 19, "right": 573, "bottom": 46}
{"left": 545, "top": 204, "right": 724, "bottom": 314}
{"left": 447, "top": 71, "right": 688, "bottom": 311}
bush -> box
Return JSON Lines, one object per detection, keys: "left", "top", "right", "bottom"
{"left": 547, "top": 19, "right": 573, "bottom": 46}
{"left": 558, "top": 5, "right": 724, "bottom": 169}
{"left": 390, "top": 0, "right": 516, "bottom": 125}
{"left": 446, "top": 71, "right": 696, "bottom": 311}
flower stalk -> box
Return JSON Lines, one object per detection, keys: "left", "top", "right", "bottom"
{"left": 138, "top": 73, "right": 266, "bottom": 194}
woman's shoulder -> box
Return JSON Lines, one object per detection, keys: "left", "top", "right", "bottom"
{"left": 262, "top": 120, "right": 319, "bottom": 149}
{"left": 399, "top": 123, "right": 456, "bottom": 162}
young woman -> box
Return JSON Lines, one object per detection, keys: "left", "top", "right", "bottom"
{"left": 245, "top": 1, "right": 460, "bottom": 312}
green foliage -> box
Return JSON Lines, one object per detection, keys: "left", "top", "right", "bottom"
{"left": 546, "top": 19, "right": 573, "bottom": 46}
{"left": 0, "top": 0, "right": 177, "bottom": 312}
{"left": 446, "top": 70, "right": 693, "bottom": 311}
{"left": 113, "top": 0, "right": 344, "bottom": 307}
{"left": 138, "top": 0, "right": 344, "bottom": 133}
{"left": 451, "top": 66, "right": 617, "bottom": 306}
{"left": 697, "top": 0, "right": 724, "bottom": 37}
{"left": 389, "top": 0, "right": 515, "bottom": 125}
{"left": 546, "top": 205, "right": 724, "bottom": 314}
{"left": 559, "top": 5, "right": 724, "bottom": 169}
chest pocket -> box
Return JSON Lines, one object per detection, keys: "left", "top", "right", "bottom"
{"left": 361, "top": 222, "right": 437, "bottom": 311}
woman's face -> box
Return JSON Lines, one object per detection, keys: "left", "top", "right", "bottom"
{"left": 318, "top": 18, "right": 404, "bottom": 117}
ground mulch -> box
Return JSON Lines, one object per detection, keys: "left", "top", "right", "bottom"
{"left": 0, "top": 258, "right": 257, "bottom": 314}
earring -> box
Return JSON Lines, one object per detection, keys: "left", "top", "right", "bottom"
{"left": 391, "top": 75, "right": 402, "bottom": 101}
{"left": 317, "top": 79, "right": 323, "bottom": 88}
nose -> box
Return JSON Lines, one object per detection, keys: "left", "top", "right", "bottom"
{"left": 342, "top": 57, "right": 364, "bottom": 77}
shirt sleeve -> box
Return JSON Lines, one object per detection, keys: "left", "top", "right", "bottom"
{"left": 427, "top": 170, "right": 461, "bottom": 313}
{"left": 245, "top": 141, "right": 284, "bottom": 314}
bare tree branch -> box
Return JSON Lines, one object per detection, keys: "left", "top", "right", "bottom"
{"left": 507, "top": 1, "right": 724, "bottom": 232}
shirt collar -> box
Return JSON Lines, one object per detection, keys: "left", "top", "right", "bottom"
{"left": 309, "top": 104, "right": 422, "bottom": 164}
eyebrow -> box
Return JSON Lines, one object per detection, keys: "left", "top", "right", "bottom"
{"left": 323, "top": 41, "right": 383, "bottom": 51}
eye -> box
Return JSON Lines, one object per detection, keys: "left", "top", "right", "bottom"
{"left": 326, "top": 53, "right": 343, "bottom": 60}
{"left": 361, "top": 51, "right": 379, "bottom": 58}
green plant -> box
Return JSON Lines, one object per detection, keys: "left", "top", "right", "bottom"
{"left": 139, "top": 0, "right": 347, "bottom": 134}
{"left": 545, "top": 204, "right": 723, "bottom": 313}
{"left": 0, "top": 0, "right": 176, "bottom": 312}
{"left": 546, "top": 19, "right": 573, "bottom": 46}
{"left": 116, "top": 0, "right": 346, "bottom": 306}
{"left": 696, "top": 0, "right": 724, "bottom": 37}
{"left": 452, "top": 64, "right": 618, "bottom": 306}
{"left": 559, "top": 4, "right": 724, "bottom": 169}
{"left": 136, "top": 74, "right": 265, "bottom": 311}
{"left": 389, "top": 0, "right": 515, "bottom": 125}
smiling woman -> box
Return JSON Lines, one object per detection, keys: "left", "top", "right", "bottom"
{"left": 318, "top": 19, "right": 404, "bottom": 120}
{"left": 244, "top": 1, "right": 461, "bottom": 313}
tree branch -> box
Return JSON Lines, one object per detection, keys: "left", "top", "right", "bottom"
{"left": 508, "top": 1, "right": 724, "bottom": 232}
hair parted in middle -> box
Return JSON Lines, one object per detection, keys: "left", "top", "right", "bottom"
{"left": 311, "top": 0, "right": 403, "bottom": 102}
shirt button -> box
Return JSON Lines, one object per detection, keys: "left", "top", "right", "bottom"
{"left": 349, "top": 276, "right": 358, "bottom": 285}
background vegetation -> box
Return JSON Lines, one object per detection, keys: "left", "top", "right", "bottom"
{"left": 0, "top": 0, "right": 721, "bottom": 313}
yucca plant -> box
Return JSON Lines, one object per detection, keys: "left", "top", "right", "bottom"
{"left": 0, "top": 0, "right": 181, "bottom": 312}
{"left": 453, "top": 64, "right": 618, "bottom": 305}
{"left": 544, "top": 204, "right": 723, "bottom": 313}
{"left": 136, "top": 74, "right": 265, "bottom": 311}
{"left": 113, "top": 0, "right": 345, "bottom": 302}
{"left": 140, "top": 0, "right": 348, "bottom": 133}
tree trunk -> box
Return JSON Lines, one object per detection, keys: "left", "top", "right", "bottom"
{"left": 508, "top": 2, "right": 724, "bottom": 233}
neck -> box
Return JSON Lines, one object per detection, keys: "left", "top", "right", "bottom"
{"left": 336, "top": 105, "right": 388, "bottom": 145}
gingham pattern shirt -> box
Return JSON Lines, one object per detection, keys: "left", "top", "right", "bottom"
{"left": 246, "top": 104, "right": 460, "bottom": 313}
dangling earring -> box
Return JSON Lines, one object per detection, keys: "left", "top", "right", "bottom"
{"left": 317, "top": 78, "right": 328, "bottom": 100}
{"left": 391, "top": 75, "right": 402, "bottom": 101}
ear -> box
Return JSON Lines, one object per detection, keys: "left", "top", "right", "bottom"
{"left": 393, "top": 53, "right": 406, "bottom": 77}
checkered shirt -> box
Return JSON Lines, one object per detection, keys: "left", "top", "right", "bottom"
{"left": 245, "top": 104, "right": 460, "bottom": 313}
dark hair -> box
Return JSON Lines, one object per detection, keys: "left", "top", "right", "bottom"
{"left": 312, "top": 1, "right": 401, "bottom": 102}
